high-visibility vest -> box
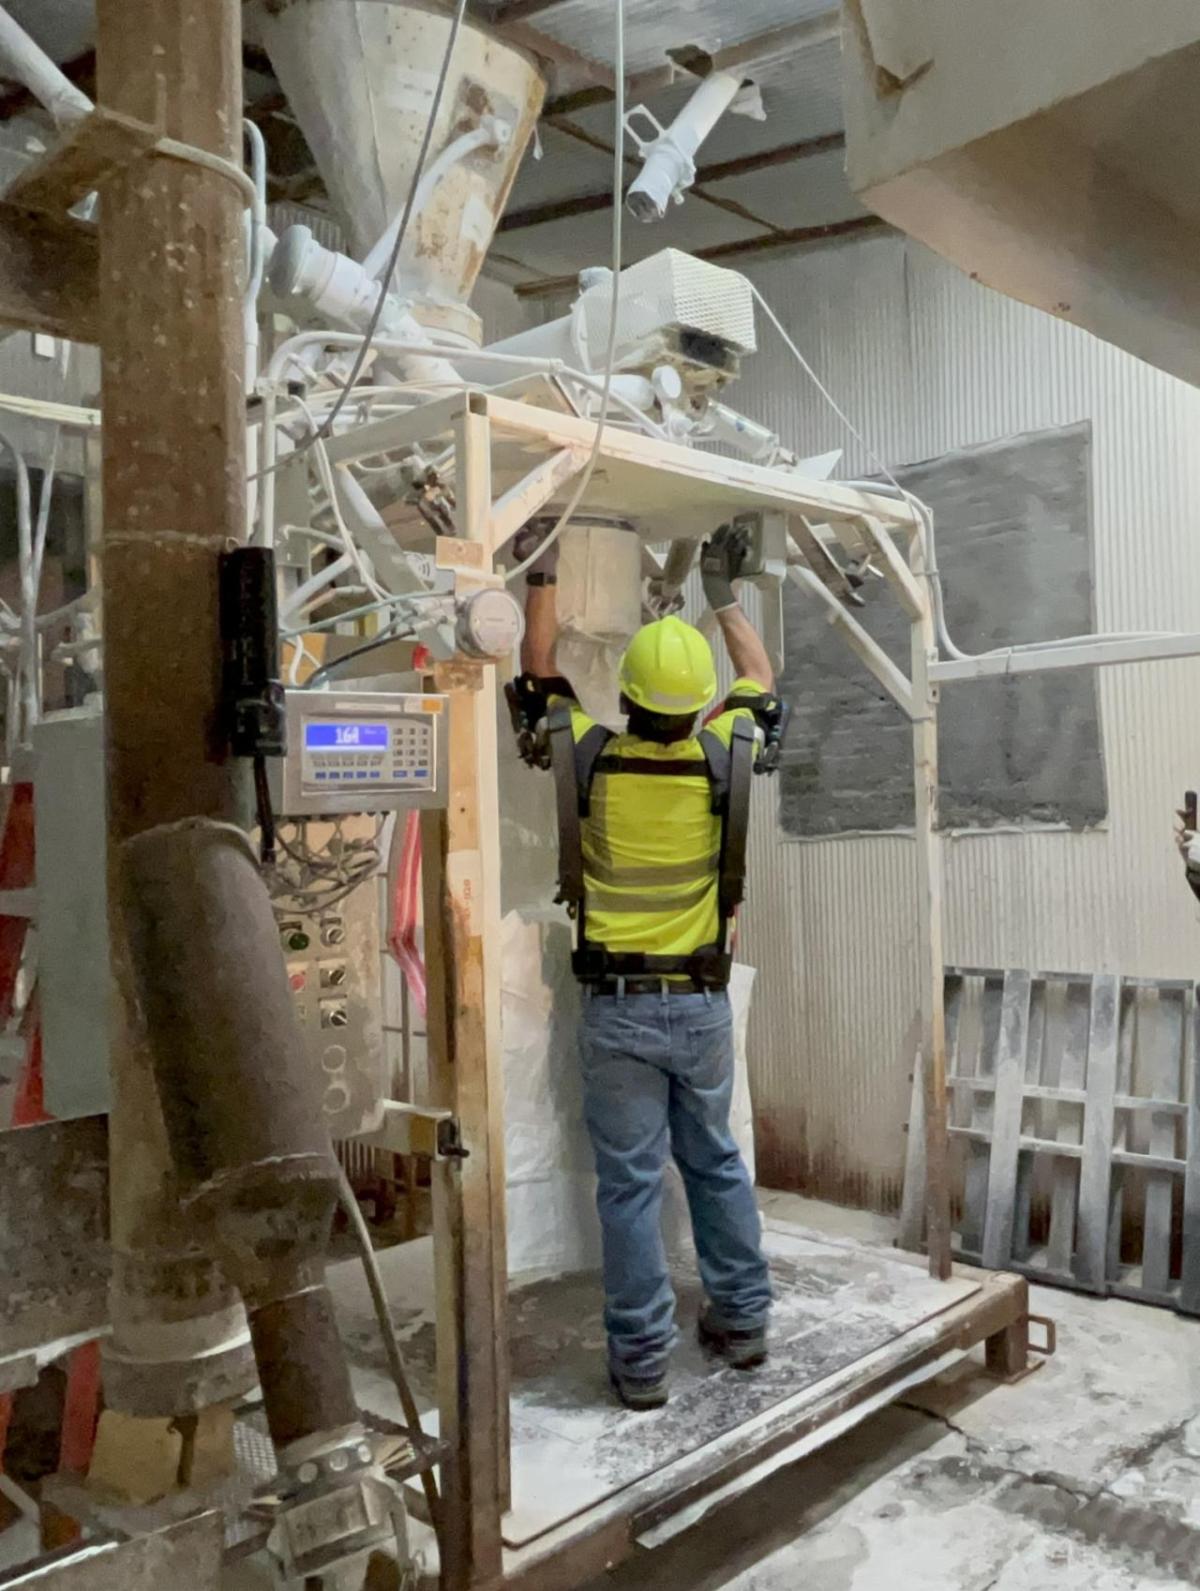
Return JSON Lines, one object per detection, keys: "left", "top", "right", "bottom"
{"left": 547, "top": 699, "right": 756, "bottom": 986}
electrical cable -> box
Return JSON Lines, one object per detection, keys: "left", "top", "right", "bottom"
{"left": 253, "top": 754, "right": 276, "bottom": 865}
{"left": 294, "top": 397, "right": 390, "bottom": 602}
{"left": 335, "top": 1162, "right": 445, "bottom": 1562}
{"left": 751, "top": 281, "right": 1188, "bottom": 667}
{"left": 503, "top": 0, "right": 626, "bottom": 584}
{"left": 312, "top": 0, "right": 470, "bottom": 448}
{"left": 267, "top": 818, "right": 384, "bottom": 917}
{"left": 281, "top": 589, "right": 442, "bottom": 639}
{"left": 303, "top": 629, "right": 417, "bottom": 690}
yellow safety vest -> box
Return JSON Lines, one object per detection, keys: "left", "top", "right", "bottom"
{"left": 551, "top": 681, "right": 761, "bottom": 963}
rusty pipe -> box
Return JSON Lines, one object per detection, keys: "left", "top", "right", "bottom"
{"left": 120, "top": 818, "right": 358, "bottom": 1452}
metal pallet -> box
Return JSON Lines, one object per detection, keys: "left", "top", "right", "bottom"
{"left": 902, "top": 968, "right": 1200, "bottom": 1313}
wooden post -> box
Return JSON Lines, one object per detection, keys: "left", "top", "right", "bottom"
{"left": 422, "top": 395, "right": 510, "bottom": 1588}
{"left": 94, "top": 0, "right": 253, "bottom": 1428}
{"left": 909, "top": 526, "right": 952, "bottom": 1281}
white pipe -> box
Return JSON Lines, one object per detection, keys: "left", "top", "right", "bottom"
{"left": 269, "top": 229, "right": 460, "bottom": 388}
{"left": 243, "top": 119, "right": 268, "bottom": 539}
{"left": 363, "top": 120, "right": 510, "bottom": 283}
{"left": 625, "top": 71, "right": 742, "bottom": 221}
{"left": 701, "top": 400, "right": 782, "bottom": 462}
{"left": 279, "top": 551, "right": 353, "bottom": 624}
{"left": 0, "top": 426, "right": 37, "bottom": 739}
{"left": 0, "top": 5, "right": 92, "bottom": 128}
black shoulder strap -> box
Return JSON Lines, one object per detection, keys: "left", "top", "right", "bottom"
{"left": 574, "top": 723, "right": 614, "bottom": 818}
{"left": 716, "top": 719, "right": 755, "bottom": 937}
{"left": 548, "top": 705, "right": 612, "bottom": 913}
{"left": 697, "top": 729, "right": 732, "bottom": 815}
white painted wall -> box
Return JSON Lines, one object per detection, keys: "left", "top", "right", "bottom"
{"left": 725, "top": 234, "right": 1200, "bottom": 1210}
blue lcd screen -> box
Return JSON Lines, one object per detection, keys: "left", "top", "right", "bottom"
{"left": 305, "top": 721, "right": 390, "bottom": 749}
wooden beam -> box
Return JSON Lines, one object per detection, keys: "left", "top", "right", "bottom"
{"left": 481, "top": 392, "right": 919, "bottom": 529}
{"left": 699, "top": 214, "right": 888, "bottom": 262}
{"left": 2, "top": 106, "right": 158, "bottom": 219}
{"left": 424, "top": 398, "right": 510, "bottom": 1588}
{"left": 488, "top": 0, "right": 578, "bottom": 21}
{"left": 537, "top": 8, "right": 841, "bottom": 120}
{"left": 505, "top": 1270, "right": 1028, "bottom": 1591}
{"left": 512, "top": 216, "right": 889, "bottom": 297}
{"left": 498, "top": 130, "right": 845, "bottom": 233}
{"left": 909, "top": 526, "right": 952, "bottom": 1281}
{"left": 0, "top": 201, "right": 99, "bottom": 342}
{"left": 694, "top": 130, "right": 845, "bottom": 186}
{"left": 787, "top": 565, "right": 915, "bottom": 719}
{"left": 525, "top": 113, "right": 785, "bottom": 240}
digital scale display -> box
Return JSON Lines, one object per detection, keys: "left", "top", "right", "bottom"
{"left": 278, "top": 689, "right": 448, "bottom": 817}
{"left": 304, "top": 721, "right": 390, "bottom": 750}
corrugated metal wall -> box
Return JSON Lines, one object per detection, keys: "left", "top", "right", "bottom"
{"left": 729, "top": 234, "right": 1200, "bottom": 1211}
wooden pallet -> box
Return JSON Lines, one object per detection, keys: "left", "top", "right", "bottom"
{"left": 902, "top": 968, "right": 1200, "bottom": 1313}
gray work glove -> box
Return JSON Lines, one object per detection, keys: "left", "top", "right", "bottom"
{"left": 512, "top": 519, "right": 560, "bottom": 581}
{"left": 701, "top": 522, "right": 751, "bottom": 612}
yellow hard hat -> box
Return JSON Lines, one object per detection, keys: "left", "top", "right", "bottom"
{"left": 619, "top": 616, "right": 717, "bottom": 715}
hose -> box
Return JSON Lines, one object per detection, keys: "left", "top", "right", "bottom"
{"left": 336, "top": 1164, "right": 444, "bottom": 1558}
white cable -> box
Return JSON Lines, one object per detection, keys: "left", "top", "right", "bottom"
{"left": 0, "top": 427, "right": 34, "bottom": 738}
{"left": 753, "top": 281, "right": 1189, "bottom": 667}
{"left": 0, "top": 4, "right": 90, "bottom": 127}
{"left": 279, "top": 551, "right": 354, "bottom": 625}
{"left": 314, "top": 0, "right": 470, "bottom": 447}
{"left": 363, "top": 121, "right": 505, "bottom": 280}
{"left": 504, "top": 0, "right": 626, "bottom": 583}
{"left": 294, "top": 397, "right": 389, "bottom": 603}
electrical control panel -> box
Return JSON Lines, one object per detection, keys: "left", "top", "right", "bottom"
{"left": 279, "top": 874, "right": 386, "bottom": 1140}
{"left": 273, "top": 688, "right": 449, "bottom": 816}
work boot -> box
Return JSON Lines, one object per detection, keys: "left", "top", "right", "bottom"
{"left": 609, "top": 1365, "right": 669, "bottom": 1411}
{"left": 699, "top": 1306, "right": 768, "bottom": 1369}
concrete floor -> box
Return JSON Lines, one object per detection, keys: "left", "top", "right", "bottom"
{"left": 580, "top": 1191, "right": 1200, "bottom": 1591}
{"left": 5, "top": 1192, "right": 1199, "bottom": 1590}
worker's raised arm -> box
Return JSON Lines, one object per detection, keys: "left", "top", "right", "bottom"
{"left": 514, "top": 522, "right": 561, "bottom": 678}
{"left": 701, "top": 524, "right": 774, "bottom": 689}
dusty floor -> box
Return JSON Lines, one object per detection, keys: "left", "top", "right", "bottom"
{"left": 579, "top": 1191, "right": 1200, "bottom": 1591}
{"left": 4, "top": 1192, "right": 1199, "bottom": 1590}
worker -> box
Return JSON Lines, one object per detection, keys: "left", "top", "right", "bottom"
{"left": 1176, "top": 795, "right": 1200, "bottom": 902}
{"left": 507, "top": 521, "right": 788, "bottom": 1410}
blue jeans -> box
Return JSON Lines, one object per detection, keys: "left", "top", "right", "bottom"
{"left": 578, "top": 988, "right": 772, "bottom": 1378}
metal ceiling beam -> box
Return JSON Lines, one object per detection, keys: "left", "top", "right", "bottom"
{"left": 696, "top": 128, "right": 845, "bottom": 183}
{"left": 509, "top": 214, "right": 889, "bottom": 298}
{"left": 499, "top": 127, "right": 846, "bottom": 233}
{"left": 529, "top": 111, "right": 785, "bottom": 239}
{"left": 484, "top": 0, "right": 580, "bottom": 22}
{"left": 539, "top": 7, "right": 841, "bottom": 119}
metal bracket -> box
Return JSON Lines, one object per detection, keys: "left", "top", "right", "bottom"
{"left": 358, "top": 1100, "right": 468, "bottom": 1161}
{"left": 1027, "top": 1312, "right": 1057, "bottom": 1358}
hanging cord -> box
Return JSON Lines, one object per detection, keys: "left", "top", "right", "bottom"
{"left": 503, "top": 0, "right": 626, "bottom": 583}
{"left": 750, "top": 282, "right": 1182, "bottom": 666}
{"left": 336, "top": 1163, "right": 444, "bottom": 1563}
{"left": 311, "top": 0, "right": 470, "bottom": 448}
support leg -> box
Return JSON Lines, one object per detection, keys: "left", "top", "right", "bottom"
{"left": 985, "top": 1313, "right": 1030, "bottom": 1380}
{"left": 909, "top": 527, "right": 952, "bottom": 1280}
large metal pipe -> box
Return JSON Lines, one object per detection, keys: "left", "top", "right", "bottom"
{"left": 120, "top": 821, "right": 358, "bottom": 1453}
{"left": 95, "top": 0, "right": 256, "bottom": 1422}
{"left": 95, "top": 0, "right": 362, "bottom": 1474}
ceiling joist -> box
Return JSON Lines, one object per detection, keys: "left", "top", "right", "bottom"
{"left": 509, "top": 214, "right": 888, "bottom": 297}
{"left": 499, "top": 129, "right": 847, "bottom": 233}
